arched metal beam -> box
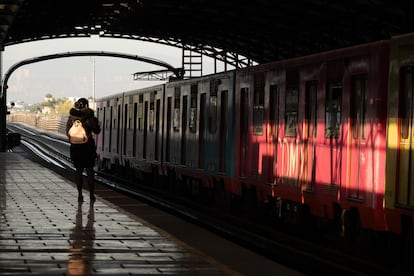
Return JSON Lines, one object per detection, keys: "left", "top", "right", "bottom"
{"left": 1, "top": 50, "right": 184, "bottom": 98}
{"left": 0, "top": 50, "right": 184, "bottom": 151}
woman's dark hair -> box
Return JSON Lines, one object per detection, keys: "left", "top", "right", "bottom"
{"left": 75, "top": 98, "right": 89, "bottom": 109}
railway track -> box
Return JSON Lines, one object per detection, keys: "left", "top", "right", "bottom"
{"left": 7, "top": 122, "right": 412, "bottom": 276}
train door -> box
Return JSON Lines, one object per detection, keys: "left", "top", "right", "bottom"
{"left": 283, "top": 87, "right": 299, "bottom": 186}
{"left": 155, "top": 98, "right": 161, "bottom": 161}
{"left": 149, "top": 93, "right": 155, "bottom": 160}
{"left": 165, "top": 97, "right": 172, "bottom": 162}
{"left": 133, "top": 102, "right": 137, "bottom": 157}
{"left": 101, "top": 105, "right": 106, "bottom": 153}
{"left": 199, "top": 94, "right": 206, "bottom": 169}
{"left": 181, "top": 96, "right": 188, "bottom": 165}
{"left": 219, "top": 91, "right": 228, "bottom": 172}
{"left": 348, "top": 75, "right": 368, "bottom": 199}
{"left": 397, "top": 67, "right": 414, "bottom": 207}
{"left": 137, "top": 95, "right": 144, "bottom": 158}
{"left": 143, "top": 101, "right": 148, "bottom": 159}
{"left": 269, "top": 85, "right": 280, "bottom": 183}
{"left": 109, "top": 105, "right": 113, "bottom": 152}
{"left": 279, "top": 70, "right": 299, "bottom": 187}
{"left": 303, "top": 81, "right": 318, "bottom": 191}
{"left": 123, "top": 102, "right": 128, "bottom": 156}
{"left": 116, "top": 104, "right": 121, "bottom": 154}
{"left": 252, "top": 74, "right": 265, "bottom": 177}
{"left": 324, "top": 79, "right": 343, "bottom": 188}
{"left": 110, "top": 103, "right": 122, "bottom": 155}
{"left": 240, "top": 88, "right": 249, "bottom": 177}
{"left": 173, "top": 88, "right": 181, "bottom": 164}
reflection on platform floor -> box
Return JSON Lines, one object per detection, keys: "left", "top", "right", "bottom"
{"left": 0, "top": 153, "right": 229, "bottom": 275}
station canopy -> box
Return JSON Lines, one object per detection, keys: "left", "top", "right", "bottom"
{"left": 2, "top": 0, "right": 414, "bottom": 67}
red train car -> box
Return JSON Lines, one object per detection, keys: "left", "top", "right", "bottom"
{"left": 96, "top": 33, "right": 414, "bottom": 243}
{"left": 234, "top": 40, "right": 390, "bottom": 234}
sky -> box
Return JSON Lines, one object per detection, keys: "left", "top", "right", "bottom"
{"left": 1, "top": 37, "right": 224, "bottom": 105}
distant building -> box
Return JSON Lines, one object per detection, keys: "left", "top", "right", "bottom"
{"left": 67, "top": 97, "right": 81, "bottom": 103}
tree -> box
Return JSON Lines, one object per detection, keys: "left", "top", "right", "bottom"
{"left": 55, "top": 99, "right": 74, "bottom": 115}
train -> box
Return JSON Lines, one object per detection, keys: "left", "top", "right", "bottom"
{"left": 95, "top": 32, "right": 414, "bottom": 245}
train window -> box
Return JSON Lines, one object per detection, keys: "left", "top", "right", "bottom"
{"left": 113, "top": 105, "right": 117, "bottom": 132}
{"left": 166, "top": 97, "right": 172, "bottom": 162}
{"left": 138, "top": 95, "right": 144, "bottom": 131}
{"left": 219, "top": 90, "right": 228, "bottom": 172}
{"left": 400, "top": 67, "right": 414, "bottom": 139}
{"left": 284, "top": 87, "right": 298, "bottom": 137}
{"left": 116, "top": 105, "right": 121, "bottom": 154}
{"left": 124, "top": 103, "right": 128, "bottom": 155}
{"left": 128, "top": 105, "right": 133, "bottom": 130}
{"left": 209, "top": 80, "right": 218, "bottom": 134}
{"left": 127, "top": 96, "right": 133, "bottom": 130}
{"left": 109, "top": 106, "right": 113, "bottom": 152}
{"left": 149, "top": 103, "right": 154, "bottom": 132}
{"left": 325, "top": 81, "right": 342, "bottom": 138}
{"left": 181, "top": 96, "right": 188, "bottom": 165}
{"left": 133, "top": 103, "right": 137, "bottom": 157}
{"left": 149, "top": 93, "right": 155, "bottom": 132}
{"left": 240, "top": 88, "right": 249, "bottom": 176}
{"left": 105, "top": 112, "right": 109, "bottom": 130}
{"left": 351, "top": 75, "right": 367, "bottom": 139}
{"left": 143, "top": 101, "right": 148, "bottom": 158}
{"left": 155, "top": 99, "right": 161, "bottom": 160}
{"left": 173, "top": 87, "right": 181, "bottom": 131}
{"left": 253, "top": 74, "right": 265, "bottom": 136}
{"left": 269, "top": 85, "right": 280, "bottom": 139}
{"left": 209, "top": 96, "right": 218, "bottom": 133}
{"left": 189, "top": 84, "right": 198, "bottom": 133}
{"left": 305, "top": 81, "right": 318, "bottom": 138}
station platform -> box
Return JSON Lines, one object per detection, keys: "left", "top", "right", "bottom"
{"left": 0, "top": 152, "right": 233, "bottom": 276}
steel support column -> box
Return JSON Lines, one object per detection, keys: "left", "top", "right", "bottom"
{"left": 0, "top": 51, "right": 5, "bottom": 152}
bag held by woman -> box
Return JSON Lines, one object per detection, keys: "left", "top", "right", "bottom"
{"left": 68, "top": 119, "right": 89, "bottom": 144}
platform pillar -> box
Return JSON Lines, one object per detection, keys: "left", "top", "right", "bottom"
{"left": 0, "top": 51, "right": 5, "bottom": 152}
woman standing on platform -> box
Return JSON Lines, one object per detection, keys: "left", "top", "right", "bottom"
{"left": 66, "top": 98, "right": 101, "bottom": 203}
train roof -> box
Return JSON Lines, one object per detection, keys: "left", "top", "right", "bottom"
{"left": 236, "top": 38, "right": 391, "bottom": 74}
